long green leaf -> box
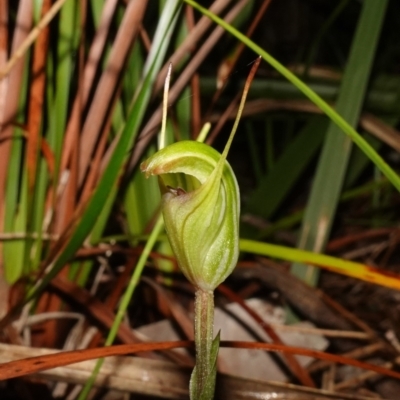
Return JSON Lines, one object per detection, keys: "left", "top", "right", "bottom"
{"left": 240, "top": 238, "right": 400, "bottom": 291}
{"left": 246, "top": 116, "right": 327, "bottom": 220}
{"left": 291, "top": 0, "right": 388, "bottom": 285}
{"left": 3, "top": 59, "right": 30, "bottom": 283}
{"left": 183, "top": 0, "right": 400, "bottom": 193}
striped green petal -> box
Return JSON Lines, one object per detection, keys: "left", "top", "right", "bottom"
{"left": 141, "top": 140, "right": 239, "bottom": 291}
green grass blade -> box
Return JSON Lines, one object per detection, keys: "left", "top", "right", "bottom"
{"left": 93, "top": 0, "right": 181, "bottom": 244}
{"left": 52, "top": 0, "right": 77, "bottom": 164}
{"left": 77, "top": 216, "right": 164, "bottom": 399}
{"left": 24, "top": 39, "right": 166, "bottom": 302}
{"left": 303, "top": 0, "right": 350, "bottom": 74}
{"left": 291, "top": 0, "right": 388, "bottom": 285}
{"left": 3, "top": 169, "right": 28, "bottom": 282}
{"left": 3, "top": 60, "right": 30, "bottom": 283}
{"left": 239, "top": 239, "right": 400, "bottom": 291}
{"left": 344, "top": 133, "right": 382, "bottom": 189}
{"left": 124, "top": 153, "right": 160, "bottom": 236}
{"left": 183, "top": 0, "right": 400, "bottom": 193}
{"left": 246, "top": 116, "right": 327, "bottom": 220}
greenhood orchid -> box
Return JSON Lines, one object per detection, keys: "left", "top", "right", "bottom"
{"left": 141, "top": 57, "right": 260, "bottom": 400}
{"left": 140, "top": 140, "right": 239, "bottom": 291}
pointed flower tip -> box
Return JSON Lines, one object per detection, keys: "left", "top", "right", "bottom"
{"left": 140, "top": 159, "right": 168, "bottom": 178}
{"left": 140, "top": 161, "right": 150, "bottom": 177}
{"left": 141, "top": 141, "right": 240, "bottom": 291}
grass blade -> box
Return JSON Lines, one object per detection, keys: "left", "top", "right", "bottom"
{"left": 183, "top": 0, "right": 400, "bottom": 193}
{"left": 240, "top": 239, "right": 400, "bottom": 291}
{"left": 246, "top": 116, "right": 327, "bottom": 220}
{"left": 291, "top": 0, "right": 388, "bottom": 285}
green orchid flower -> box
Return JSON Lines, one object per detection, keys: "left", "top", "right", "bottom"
{"left": 140, "top": 140, "right": 239, "bottom": 291}
{"left": 141, "top": 56, "right": 260, "bottom": 400}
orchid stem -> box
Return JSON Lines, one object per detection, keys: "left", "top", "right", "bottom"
{"left": 193, "top": 288, "right": 214, "bottom": 398}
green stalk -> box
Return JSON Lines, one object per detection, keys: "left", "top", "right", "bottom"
{"left": 191, "top": 289, "right": 215, "bottom": 398}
